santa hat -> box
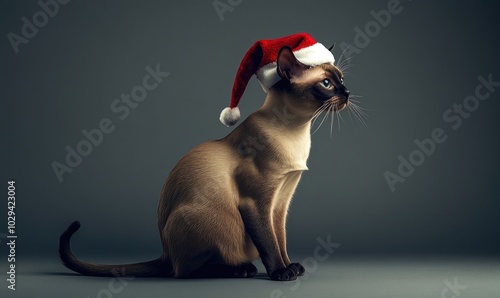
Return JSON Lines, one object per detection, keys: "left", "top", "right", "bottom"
{"left": 219, "top": 32, "right": 335, "bottom": 126}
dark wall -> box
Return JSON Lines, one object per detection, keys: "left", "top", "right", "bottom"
{"left": 1, "top": 0, "right": 499, "bottom": 259}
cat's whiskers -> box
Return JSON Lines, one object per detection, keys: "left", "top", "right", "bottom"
{"left": 346, "top": 97, "right": 368, "bottom": 127}
{"left": 311, "top": 81, "right": 367, "bottom": 133}
{"left": 346, "top": 106, "right": 355, "bottom": 125}
{"left": 336, "top": 105, "right": 344, "bottom": 131}
{"left": 337, "top": 57, "right": 353, "bottom": 73}
{"left": 335, "top": 45, "right": 352, "bottom": 72}
{"left": 330, "top": 103, "right": 336, "bottom": 137}
{"left": 312, "top": 101, "right": 333, "bottom": 134}
{"left": 312, "top": 101, "right": 331, "bottom": 123}
{"left": 311, "top": 110, "right": 330, "bottom": 135}
{"left": 312, "top": 94, "right": 368, "bottom": 134}
{"left": 347, "top": 104, "right": 365, "bottom": 125}
{"left": 312, "top": 104, "right": 328, "bottom": 119}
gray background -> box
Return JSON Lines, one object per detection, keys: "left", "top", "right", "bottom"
{"left": 1, "top": 1, "right": 500, "bottom": 296}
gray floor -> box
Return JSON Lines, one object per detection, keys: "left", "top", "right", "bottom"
{"left": 2, "top": 256, "right": 499, "bottom": 298}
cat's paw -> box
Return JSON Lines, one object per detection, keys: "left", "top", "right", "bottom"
{"left": 270, "top": 267, "right": 297, "bottom": 281}
{"left": 287, "top": 262, "right": 305, "bottom": 276}
{"left": 240, "top": 263, "right": 258, "bottom": 278}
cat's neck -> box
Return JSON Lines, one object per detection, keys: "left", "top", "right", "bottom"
{"left": 222, "top": 91, "right": 312, "bottom": 172}
{"left": 256, "top": 88, "right": 312, "bottom": 133}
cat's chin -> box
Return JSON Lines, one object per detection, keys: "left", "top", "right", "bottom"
{"left": 333, "top": 102, "right": 348, "bottom": 112}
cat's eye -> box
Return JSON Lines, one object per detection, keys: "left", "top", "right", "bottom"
{"left": 320, "top": 79, "right": 333, "bottom": 89}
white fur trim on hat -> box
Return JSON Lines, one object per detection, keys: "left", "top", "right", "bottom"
{"left": 255, "top": 43, "right": 335, "bottom": 92}
{"left": 294, "top": 42, "right": 335, "bottom": 66}
{"left": 219, "top": 107, "right": 240, "bottom": 127}
{"left": 256, "top": 62, "right": 280, "bottom": 92}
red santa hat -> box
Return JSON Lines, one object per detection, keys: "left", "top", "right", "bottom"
{"left": 219, "top": 32, "right": 335, "bottom": 126}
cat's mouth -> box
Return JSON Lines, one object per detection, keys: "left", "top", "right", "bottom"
{"left": 334, "top": 102, "right": 347, "bottom": 111}
{"left": 332, "top": 96, "right": 349, "bottom": 112}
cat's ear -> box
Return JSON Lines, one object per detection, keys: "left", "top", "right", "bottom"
{"left": 277, "top": 46, "right": 309, "bottom": 81}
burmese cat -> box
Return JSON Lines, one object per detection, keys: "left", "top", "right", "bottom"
{"left": 60, "top": 45, "right": 350, "bottom": 281}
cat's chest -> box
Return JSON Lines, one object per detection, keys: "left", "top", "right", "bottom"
{"left": 271, "top": 132, "right": 311, "bottom": 172}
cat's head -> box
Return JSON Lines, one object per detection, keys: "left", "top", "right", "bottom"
{"left": 274, "top": 46, "right": 350, "bottom": 119}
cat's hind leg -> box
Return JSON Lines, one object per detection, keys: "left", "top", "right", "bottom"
{"left": 163, "top": 204, "right": 257, "bottom": 278}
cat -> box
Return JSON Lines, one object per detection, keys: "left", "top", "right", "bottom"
{"left": 59, "top": 44, "right": 350, "bottom": 281}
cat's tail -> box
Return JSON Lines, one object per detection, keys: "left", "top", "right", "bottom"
{"left": 59, "top": 221, "right": 172, "bottom": 277}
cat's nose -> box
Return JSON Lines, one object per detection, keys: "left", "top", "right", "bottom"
{"left": 341, "top": 89, "right": 351, "bottom": 103}
{"left": 343, "top": 89, "right": 350, "bottom": 101}
{"left": 337, "top": 85, "right": 349, "bottom": 99}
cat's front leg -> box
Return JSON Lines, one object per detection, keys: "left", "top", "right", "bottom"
{"left": 238, "top": 198, "right": 297, "bottom": 281}
{"left": 272, "top": 171, "right": 306, "bottom": 276}
{"left": 273, "top": 205, "right": 305, "bottom": 276}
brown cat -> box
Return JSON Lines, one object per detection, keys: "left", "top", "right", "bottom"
{"left": 59, "top": 39, "right": 350, "bottom": 281}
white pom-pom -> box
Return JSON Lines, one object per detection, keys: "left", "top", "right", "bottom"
{"left": 219, "top": 107, "right": 240, "bottom": 127}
